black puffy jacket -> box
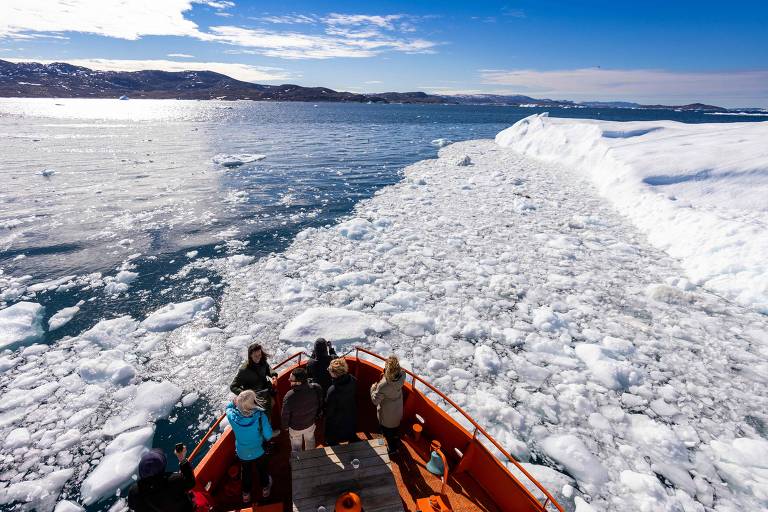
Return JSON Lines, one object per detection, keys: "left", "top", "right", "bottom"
{"left": 325, "top": 373, "right": 357, "bottom": 444}
{"left": 127, "top": 460, "right": 195, "bottom": 512}
{"left": 307, "top": 340, "right": 338, "bottom": 392}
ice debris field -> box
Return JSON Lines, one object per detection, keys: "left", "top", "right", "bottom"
{"left": 1, "top": 116, "right": 767, "bottom": 511}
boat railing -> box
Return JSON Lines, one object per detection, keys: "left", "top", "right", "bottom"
{"left": 190, "top": 346, "right": 564, "bottom": 512}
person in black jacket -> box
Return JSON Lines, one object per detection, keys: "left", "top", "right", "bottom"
{"left": 306, "top": 338, "right": 337, "bottom": 393}
{"left": 230, "top": 342, "right": 277, "bottom": 413}
{"left": 324, "top": 358, "right": 357, "bottom": 445}
{"left": 281, "top": 367, "right": 324, "bottom": 453}
{"left": 128, "top": 445, "right": 195, "bottom": 512}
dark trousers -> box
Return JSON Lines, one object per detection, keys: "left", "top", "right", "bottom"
{"left": 381, "top": 425, "right": 401, "bottom": 452}
{"left": 240, "top": 455, "right": 269, "bottom": 493}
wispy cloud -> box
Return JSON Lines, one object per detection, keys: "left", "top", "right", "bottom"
{"left": 259, "top": 14, "right": 318, "bottom": 25}
{"left": 480, "top": 67, "right": 768, "bottom": 105}
{"left": 0, "top": 1, "right": 439, "bottom": 60}
{"left": 6, "top": 57, "right": 294, "bottom": 82}
{"left": 167, "top": 53, "right": 195, "bottom": 58}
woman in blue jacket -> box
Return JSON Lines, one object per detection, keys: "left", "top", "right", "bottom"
{"left": 226, "top": 390, "right": 273, "bottom": 504}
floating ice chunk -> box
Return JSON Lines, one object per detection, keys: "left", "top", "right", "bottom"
{"left": 651, "top": 462, "right": 696, "bottom": 495}
{"left": 532, "top": 306, "right": 564, "bottom": 332}
{"left": 27, "top": 275, "right": 77, "bottom": 293}
{"left": 78, "top": 350, "right": 136, "bottom": 385}
{"left": 225, "top": 334, "right": 252, "bottom": 350}
{"left": 212, "top": 153, "right": 266, "bottom": 167}
{"left": 141, "top": 297, "right": 215, "bottom": 332}
{"left": 0, "top": 468, "right": 74, "bottom": 511}
{"left": 619, "top": 470, "right": 673, "bottom": 511}
{"left": 104, "top": 271, "right": 139, "bottom": 295}
{"left": 337, "top": 218, "right": 375, "bottom": 240}
{"left": 48, "top": 305, "right": 81, "bottom": 331}
{"left": 80, "top": 316, "right": 139, "bottom": 348}
{"left": 431, "top": 138, "right": 452, "bottom": 148}
{"left": 185, "top": 250, "right": 199, "bottom": 259}
{"left": 473, "top": 344, "right": 501, "bottom": 374}
{"left": 181, "top": 392, "right": 199, "bottom": 407}
{"left": 0, "top": 301, "right": 45, "bottom": 348}
{"left": 5, "top": 427, "right": 31, "bottom": 448}
{"left": 135, "top": 381, "right": 183, "bottom": 419}
{"left": 279, "top": 307, "right": 391, "bottom": 346}
{"left": 389, "top": 312, "right": 435, "bottom": 337}
{"left": 541, "top": 434, "right": 609, "bottom": 485}
{"left": 54, "top": 501, "right": 85, "bottom": 512}
{"left": 515, "top": 463, "right": 575, "bottom": 512}
{"left": 39, "top": 168, "right": 57, "bottom": 177}
{"left": 81, "top": 426, "right": 154, "bottom": 505}
{"left": 455, "top": 155, "right": 472, "bottom": 166}
{"left": 228, "top": 254, "right": 254, "bottom": 267}
{"left": 710, "top": 437, "right": 768, "bottom": 503}
{"left": 574, "top": 497, "right": 597, "bottom": 512}
{"left": 574, "top": 343, "right": 642, "bottom": 390}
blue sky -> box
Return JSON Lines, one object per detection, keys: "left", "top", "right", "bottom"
{"left": 1, "top": 0, "right": 767, "bottom": 107}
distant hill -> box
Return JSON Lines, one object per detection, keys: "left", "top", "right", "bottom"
{"left": 0, "top": 59, "right": 728, "bottom": 111}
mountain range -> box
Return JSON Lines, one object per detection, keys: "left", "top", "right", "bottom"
{"left": 0, "top": 59, "right": 728, "bottom": 112}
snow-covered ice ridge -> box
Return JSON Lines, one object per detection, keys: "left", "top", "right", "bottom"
{"left": 497, "top": 114, "right": 768, "bottom": 314}
{"left": 214, "top": 141, "right": 768, "bottom": 511}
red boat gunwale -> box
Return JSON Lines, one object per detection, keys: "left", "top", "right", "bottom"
{"left": 191, "top": 346, "right": 565, "bottom": 512}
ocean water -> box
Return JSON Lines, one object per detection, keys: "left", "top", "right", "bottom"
{"left": 1, "top": 99, "right": 765, "bottom": 510}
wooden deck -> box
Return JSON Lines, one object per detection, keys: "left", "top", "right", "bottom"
{"left": 291, "top": 440, "right": 405, "bottom": 512}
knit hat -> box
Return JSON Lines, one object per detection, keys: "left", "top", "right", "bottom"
{"left": 235, "top": 389, "right": 260, "bottom": 416}
{"left": 138, "top": 448, "right": 166, "bottom": 479}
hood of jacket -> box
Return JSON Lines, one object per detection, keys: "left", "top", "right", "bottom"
{"left": 227, "top": 403, "right": 262, "bottom": 427}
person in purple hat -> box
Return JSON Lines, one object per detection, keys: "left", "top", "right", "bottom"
{"left": 127, "top": 443, "right": 196, "bottom": 512}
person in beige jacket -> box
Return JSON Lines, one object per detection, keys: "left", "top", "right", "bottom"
{"left": 370, "top": 356, "right": 407, "bottom": 454}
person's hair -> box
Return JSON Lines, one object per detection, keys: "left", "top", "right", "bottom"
{"left": 329, "top": 358, "right": 348, "bottom": 377}
{"left": 384, "top": 356, "right": 402, "bottom": 382}
{"left": 235, "top": 389, "right": 265, "bottom": 416}
{"left": 247, "top": 342, "right": 269, "bottom": 367}
{"left": 313, "top": 338, "right": 328, "bottom": 357}
{"left": 291, "top": 367, "right": 308, "bottom": 383}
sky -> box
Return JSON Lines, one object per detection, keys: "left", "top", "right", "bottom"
{"left": 1, "top": 0, "right": 767, "bottom": 107}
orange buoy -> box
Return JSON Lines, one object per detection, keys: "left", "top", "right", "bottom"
{"left": 335, "top": 491, "right": 362, "bottom": 512}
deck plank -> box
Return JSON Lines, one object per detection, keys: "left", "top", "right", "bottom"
{"left": 291, "top": 440, "right": 404, "bottom": 512}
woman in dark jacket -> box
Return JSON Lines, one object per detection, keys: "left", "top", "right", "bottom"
{"left": 230, "top": 342, "right": 277, "bottom": 413}
{"left": 306, "top": 338, "right": 337, "bottom": 393}
{"left": 128, "top": 445, "right": 195, "bottom": 512}
{"left": 324, "top": 358, "right": 357, "bottom": 445}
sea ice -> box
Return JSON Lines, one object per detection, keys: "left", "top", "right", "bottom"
{"left": 212, "top": 153, "right": 266, "bottom": 167}
{"left": 0, "top": 301, "right": 45, "bottom": 348}
{"left": 48, "top": 305, "right": 81, "bottom": 331}
{"left": 279, "top": 307, "right": 391, "bottom": 347}
{"left": 140, "top": 297, "right": 215, "bottom": 332}
{"left": 496, "top": 114, "right": 768, "bottom": 312}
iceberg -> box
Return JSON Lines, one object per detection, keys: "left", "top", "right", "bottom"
{"left": 496, "top": 114, "right": 768, "bottom": 312}
{"left": 0, "top": 301, "right": 45, "bottom": 348}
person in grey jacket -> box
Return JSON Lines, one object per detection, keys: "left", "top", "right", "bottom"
{"left": 281, "top": 367, "right": 324, "bottom": 453}
{"left": 370, "top": 356, "right": 407, "bottom": 454}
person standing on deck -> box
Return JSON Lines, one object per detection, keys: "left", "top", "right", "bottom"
{"left": 324, "top": 358, "right": 358, "bottom": 445}
{"left": 230, "top": 342, "right": 277, "bottom": 415}
{"left": 281, "top": 367, "right": 324, "bottom": 453}
{"left": 370, "top": 356, "right": 406, "bottom": 454}
{"left": 306, "top": 338, "right": 337, "bottom": 393}
{"left": 226, "top": 390, "right": 273, "bottom": 504}
{"left": 127, "top": 445, "right": 195, "bottom": 512}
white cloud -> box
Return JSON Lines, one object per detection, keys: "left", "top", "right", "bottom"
{"left": 5, "top": 57, "right": 293, "bottom": 82}
{"left": 0, "top": 2, "right": 439, "bottom": 60}
{"left": 0, "top": 0, "right": 205, "bottom": 41}
{"left": 208, "top": 25, "right": 436, "bottom": 59}
{"left": 480, "top": 68, "right": 768, "bottom": 106}
{"left": 324, "top": 14, "right": 403, "bottom": 30}
{"left": 259, "top": 14, "right": 318, "bottom": 25}
{"left": 167, "top": 53, "right": 194, "bottom": 58}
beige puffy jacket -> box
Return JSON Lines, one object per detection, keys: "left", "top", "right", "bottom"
{"left": 370, "top": 372, "right": 406, "bottom": 428}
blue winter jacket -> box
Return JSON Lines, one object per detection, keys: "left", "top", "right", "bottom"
{"left": 225, "top": 402, "right": 273, "bottom": 461}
